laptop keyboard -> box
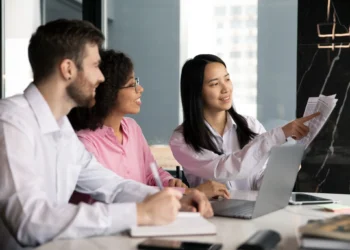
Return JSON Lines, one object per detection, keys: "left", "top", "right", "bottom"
{"left": 220, "top": 203, "right": 254, "bottom": 218}
{"left": 212, "top": 200, "right": 255, "bottom": 219}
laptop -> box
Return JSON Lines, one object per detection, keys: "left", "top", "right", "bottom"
{"left": 211, "top": 144, "right": 305, "bottom": 219}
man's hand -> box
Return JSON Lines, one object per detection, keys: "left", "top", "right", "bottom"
{"left": 136, "top": 188, "right": 182, "bottom": 226}
{"left": 282, "top": 112, "right": 320, "bottom": 140}
{"left": 179, "top": 189, "right": 213, "bottom": 218}
{"left": 168, "top": 178, "right": 188, "bottom": 188}
{"left": 194, "top": 180, "right": 230, "bottom": 199}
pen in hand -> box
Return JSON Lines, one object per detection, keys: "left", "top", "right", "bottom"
{"left": 150, "top": 163, "right": 202, "bottom": 214}
{"left": 150, "top": 162, "right": 164, "bottom": 190}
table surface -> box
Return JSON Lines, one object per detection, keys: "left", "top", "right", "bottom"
{"left": 36, "top": 192, "right": 350, "bottom": 250}
{"left": 149, "top": 145, "right": 180, "bottom": 170}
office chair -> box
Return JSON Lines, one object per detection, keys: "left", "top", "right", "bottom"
{"left": 175, "top": 166, "right": 190, "bottom": 187}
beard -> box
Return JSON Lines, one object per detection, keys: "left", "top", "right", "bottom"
{"left": 67, "top": 73, "right": 96, "bottom": 108}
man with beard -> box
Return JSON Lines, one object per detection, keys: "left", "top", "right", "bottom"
{"left": 0, "top": 19, "right": 213, "bottom": 247}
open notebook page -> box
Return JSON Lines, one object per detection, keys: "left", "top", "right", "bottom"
{"left": 129, "top": 212, "right": 216, "bottom": 237}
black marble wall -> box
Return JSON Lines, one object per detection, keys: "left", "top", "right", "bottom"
{"left": 296, "top": 0, "right": 350, "bottom": 193}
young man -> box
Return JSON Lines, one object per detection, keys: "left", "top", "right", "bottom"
{"left": 0, "top": 19, "right": 213, "bottom": 247}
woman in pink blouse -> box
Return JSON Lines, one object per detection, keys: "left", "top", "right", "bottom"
{"left": 68, "top": 50, "right": 230, "bottom": 203}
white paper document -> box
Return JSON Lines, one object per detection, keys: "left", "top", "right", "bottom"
{"left": 129, "top": 212, "right": 216, "bottom": 237}
{"left": 298, "top": 94, "right": 338, "bottom": 148}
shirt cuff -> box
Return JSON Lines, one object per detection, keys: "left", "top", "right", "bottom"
{"left": 107, "top": 202, "right": 137, "bottom": 235}
{"left": 271, "top": 127, "right": 286, "bottom": 145}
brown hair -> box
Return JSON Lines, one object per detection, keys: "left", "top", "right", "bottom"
{"left": 28, "top": 19, "right": 104, "bottom": 84}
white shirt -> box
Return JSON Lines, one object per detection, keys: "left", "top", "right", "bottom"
{"left": 169, "top": 116, "right": 286, "bottom": 190}
{"left": 0, "top": 84, "right": 158, "bottom": 246}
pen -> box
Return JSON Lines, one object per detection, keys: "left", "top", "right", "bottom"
{"left": 150, "top": 162, "right": 164, "bottom": 190}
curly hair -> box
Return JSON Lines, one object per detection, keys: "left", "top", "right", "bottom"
{"left": 68, "top": 49, "right": 134, "bottom": 131}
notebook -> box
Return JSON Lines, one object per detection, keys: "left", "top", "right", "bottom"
{"left": 129, "top": 212, "right": 216, "bottom": 237}
{"left": 299, "top": 215, "right": 350, "bottom": 249}
{"left": 300, "top": 236, "right": 350, "bottom": 250}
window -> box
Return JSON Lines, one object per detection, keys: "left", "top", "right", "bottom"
{"left": 217, "top": 22, "right": 224, "bottom": 29}
{"left": 246, "top": 5, "right": 257, "bottom": 15}
{"left": 3, "top": 0, "right": 83, "bottom": 97}
{"left": 246, "top": 51, "right": 256, "bottom": 58}
{"left": 232, "top": 36, "right": 240, "bottom": 43}
{"left": 230, "top": 51, "right": 241, "bottom": 58}
{"left": 183, "top": 1, "right": 259, "bottom": 118}
{"left": 246, "top": 19, "right": 256, "bottom": 28}
{"left": 4, "top": 0, "right": 41, "bottom": 97}
{"left": 214, "top": 6, "right": 226, "bottom": 16}
{"left": 230, "top": 63, "right": 240, "bottom": 74}
{"left": 245, "top": 35, "right": 256, "bottom": 44}
{"left": 231, "top": 20, "right": 242, "bottom": 28}
{"left": 231, "top": 6, "right": 242, "bottom": 15}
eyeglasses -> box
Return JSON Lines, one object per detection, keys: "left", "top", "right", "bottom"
{"left": 119, "top": 77, "right": 140, "bottom": 93}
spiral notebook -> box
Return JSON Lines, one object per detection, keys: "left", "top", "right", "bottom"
{"left": 129, "top": 212, "right": 216, "bottom": 237}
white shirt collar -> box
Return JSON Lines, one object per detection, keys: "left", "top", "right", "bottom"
{"left": 204, "top": 114, "right": 237, "bottom": 138}
{"left": 23, "top": 83, "right": 74, "bottom": 135}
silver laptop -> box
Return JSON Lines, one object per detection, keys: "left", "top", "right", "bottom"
{"left": 211, "top": 144, "right": 305, "bottom": 219}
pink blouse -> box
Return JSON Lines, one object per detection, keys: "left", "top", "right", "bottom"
{"left": 70, "top": 117, "right": 175, "bottom": 204}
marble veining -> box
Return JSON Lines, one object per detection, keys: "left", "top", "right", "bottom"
{"left": 297, "top": 0, "right": 350, "bottom": 193}
{"left": 297, "top": 50, "right": 319, "bottom": 94}
{"left": 316, "top": 168, "right": 331, "bottom": 192}
{"left": 319, "top": 47, "right": 341, "bottom": 94}
{"left": 332, "top": 1, "right": 348, "bottom": 32}
{"left": 315, "top": 80, "right": 350, "bottom": 191}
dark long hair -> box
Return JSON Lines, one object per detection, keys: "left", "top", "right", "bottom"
{"left": 179, "top": 54, "right": 257, "bottom": 154}
{"left": 68, "top": 49, "right": 134, "bottom": 131}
